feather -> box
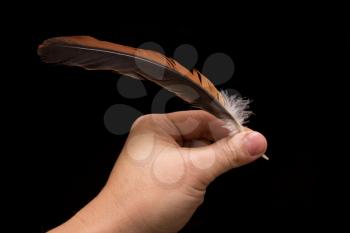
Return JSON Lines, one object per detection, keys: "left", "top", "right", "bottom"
{"left": 38, "top": 36, "right": 268, "bottom": 159}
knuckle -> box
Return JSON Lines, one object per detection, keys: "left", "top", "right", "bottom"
{"left": 131, "top": 115, "right": 149, "bottom": 129}
{"left": 220, "top": 140, "right": 242, "bottom": 168}
{"left": 131, "top": 114, "right": 154, "bottom": 130}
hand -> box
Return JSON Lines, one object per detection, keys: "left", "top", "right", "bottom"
{"left": 49, "top": 110, "right": 267, "bottom": 233}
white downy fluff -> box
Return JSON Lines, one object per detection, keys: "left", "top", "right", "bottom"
{"left": 220, "top": 90, "right": 252, "bottom": 136}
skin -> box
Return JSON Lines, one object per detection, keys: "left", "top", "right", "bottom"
{"left": 49, "top": 110, "right": 267, "bottom": 233}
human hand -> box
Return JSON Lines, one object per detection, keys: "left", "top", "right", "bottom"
{"left": 49, "top": 110, "right": 267, "bottom": 233}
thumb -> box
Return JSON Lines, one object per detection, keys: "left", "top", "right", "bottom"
{"left": 188, "top": 131, "right": 267, "bottom": 180}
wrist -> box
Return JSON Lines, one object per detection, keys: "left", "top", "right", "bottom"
{"left": 48, "top": 187, "right": 140, "bottom": 233}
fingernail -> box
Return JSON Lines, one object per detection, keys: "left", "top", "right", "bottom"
{"left": 243, "top": 132, "right": 266, "bottom": 156}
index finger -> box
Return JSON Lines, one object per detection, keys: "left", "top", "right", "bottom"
{"left": 164, "top": 110, "right": 230, "bottom": 143}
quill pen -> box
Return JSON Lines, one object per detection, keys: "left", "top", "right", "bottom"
{"left": 38, "top": 36, "right": 268, "bottom": 160}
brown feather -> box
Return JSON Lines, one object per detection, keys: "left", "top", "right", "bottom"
{"left": 38, "top": 36, "right": 240, "bottom": 130}
{"left": 38, "top": 36, "right": 269, "bottom": 159}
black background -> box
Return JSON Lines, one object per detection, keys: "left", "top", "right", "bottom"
{"left": 8, "top": 14, "right": 335, "bottom": 232}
